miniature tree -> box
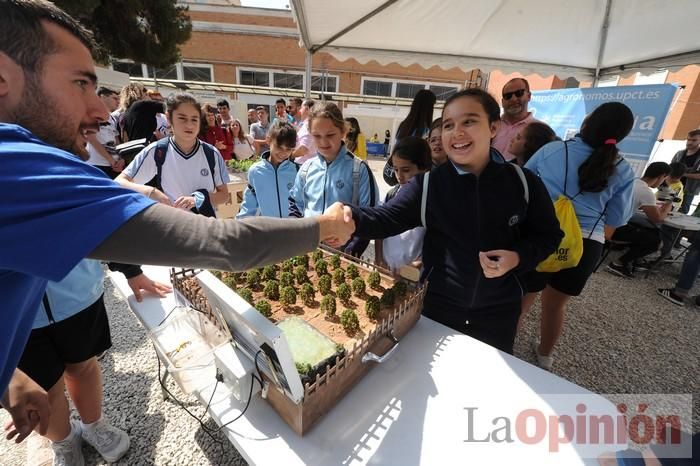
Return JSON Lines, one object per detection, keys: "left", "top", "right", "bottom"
{"left": 381, "top": 288, "right": 395, "bottom": 307}
{"left": 280, "top": 271, "right": 294, "bottom": 288}
{"left": 351, "top": 277, "right": 366, "bottom": 297}
{"left": 255, "top": 300, "right": 272, "bottom": 318}
{"left": 365, "top": 296, "right": 380, "bottom": 319}
{"left": 300, "top": 283, "right": 315, "bottom": 306}
{"left": 312, "top": 249, "right": 324, "bottom": 263}
{"left": 263, "top": 280, "right": 280, "bottom": 300}
{"left": 332, "top": 268, "right": 346, "bottom": 286}
{"left": 294, "top": 265, "right": 308, "bottom": 285}
{"left": 222, "top": 275, "right": 237, "bottom": 290}
{"left": 314, "top": 259, "right": 328, "bottom": 276}
{"left": 320, "top": 295, "right": 336, "bottom": 318}
{"left": 393, "top": 280, "right": 408, "bottom": 298}
{"left": 262, "top": 265, "right": 277, "bottom": 281}
{"left": 340, "top": 309, "right": 360, "bottom": 335}
{"left": 337, "top": 283, "right": 351, "bottom": 305}
{"left": 295, "top": 362, "right": 312, "bottom": 376}
{"left": 292, "top": 254, "right": 309, "bottom": 270}
{"left": 211, "top": 270, "right": 223, "bottom": 280}
{"left": 246, "top": 269, "right": 261, "bottom": 289}
{"left": 346, "top": 263, "right": 359, "bottom": 280}
{"left": 329, "top": 254, "right": 341, "bottom": 270}
{"left": 280, "top": 259, "right": 294, "bottom": 274}
{"left": 237, "top": 287, "right": 253, "bottom": 303}
{"left": 318, "top": 274, "right": 332, "bottom": 295}
{"left": 280, "top": 286, "right": 297, "bottom": 308}
{"left": 367, "top": 271, "right": 381, "bottom": 290}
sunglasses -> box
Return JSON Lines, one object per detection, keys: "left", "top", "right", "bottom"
{"left": 503, "top": 89, "right": 527, "bottom": 100}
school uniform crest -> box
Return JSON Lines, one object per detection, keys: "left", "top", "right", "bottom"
{"left": 508, "top": 214, "right": 520, "bottom": 226}
{"left": 200, "top": 168, "right": 210, "bottom": 177}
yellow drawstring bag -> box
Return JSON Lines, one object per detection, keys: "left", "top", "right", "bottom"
{"left": 536, "top": 194, "right": 583, "bottom": 272}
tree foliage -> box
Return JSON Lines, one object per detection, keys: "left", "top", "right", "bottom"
{"left": 56, "top": 0, "right": 192, "bottom": 68}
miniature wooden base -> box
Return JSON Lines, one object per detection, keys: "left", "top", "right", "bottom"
{"left": 171, "top": 248, "right": 426, "bottom": 435}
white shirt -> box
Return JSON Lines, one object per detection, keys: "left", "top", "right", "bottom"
{"left": 632, "top": 178, "right": 657, "bottom": 210}
{"left": 124, "top": 138, "right": 230, "bottom": 203}
{"left": 86, "top": 116, "right": 120, "bottom": 166}
{"left": 155, "top": 113, "right": 169, "bottom": 136}
{"left": 294, "top": 119, "right": 316, "bottom": 165}
{"left": 233, "top": 135, "right": 255, "bottom": 160}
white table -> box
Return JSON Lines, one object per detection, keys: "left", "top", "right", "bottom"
{"left": 111, "top": 266, "right": 621, "bottom": 465}
{"left": 663, "top": 212, "right": 700, "bottom": 231}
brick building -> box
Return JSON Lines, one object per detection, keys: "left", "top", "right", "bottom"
{"left": 112, "top": 1, "right": 699, "bottom": 140}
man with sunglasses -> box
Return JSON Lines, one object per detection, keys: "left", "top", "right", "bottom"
{"left": 492, "top": 78, "right": 541, "bottom": 162}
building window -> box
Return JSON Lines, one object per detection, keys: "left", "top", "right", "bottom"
{"left": 183, "top": 64, "right": 212, "bottom": 82}
{"left": 363, "top": 80, "right": 393, "bottom": 97}
{"left": 240, "top": 70, "right": 270, "bottom": 87}
{"left": 396, "top": 82, "right": 428, "bottom": 99}
{"left": 273, "top": 72, "right": 304, "bottom": 90}
{"left": 112, "top": 60, "right": 143, "bottom": 77}
{"left": 429, "top": 85, "right": 458, "bottom": 100}
{"left": 153, "top": 65, "right": 178, "bottom": 80}
{"left": 311, "top": 75, "right": 337, "bottom": 93}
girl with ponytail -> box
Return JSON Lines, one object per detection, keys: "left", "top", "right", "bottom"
{"left": 520, "top": 102, "right": 636, "bottom": 371}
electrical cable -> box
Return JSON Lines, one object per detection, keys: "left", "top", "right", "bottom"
{"left": 153, "top": 343, "right": 264, "bottom": 462}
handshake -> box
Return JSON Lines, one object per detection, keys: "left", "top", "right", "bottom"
{"left": 318, "top": 202, "right": 357, "bottom": 248}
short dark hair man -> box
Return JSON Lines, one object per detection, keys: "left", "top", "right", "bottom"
{"left": 671, "top": 129, "right": 700, "bottom": 213}
{"left": 608, "top": 162, "right": 673, "bottom": 278}
{"left": 491, "top": 78, "right": 542, "bottom": 161}
{"left": 216, "top": 98, "right": 234, "bottom": 129}
{"left": 251, "top": 105, "right": 271, "bottom": 153}
{"left": 247, "top": 107, "right": 258, "bottom": 125}
{"left": 272, "top": 97, "right": 293, "bottom": 125}
{"left": 0, "top": 0, "right": 352, "bottom": 451}
{"left": 288, "top": 97, "right": 303, "bottom": 126}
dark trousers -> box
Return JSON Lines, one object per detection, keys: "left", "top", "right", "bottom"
{"left": 423, "top": 301, "right": 521, "bottom": 354}
{"left": 679, "top": 194, "right": 695, "bottom": 214}
{"left": 613, "top": 223, "right": 661, "bottom": 264}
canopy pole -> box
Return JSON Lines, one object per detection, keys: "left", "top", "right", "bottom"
{"left": 592, "top": 0, "right": 613, "bottom": 86}
{"left": 310, "top": 0, "right": 400, "bottom": 53}
{"left": 305, "top": 49, "right": 312, "bottom": 99}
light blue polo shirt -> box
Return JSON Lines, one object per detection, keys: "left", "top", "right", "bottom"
{"left": 525, "top": 137, "right": 635, "bottom": 243}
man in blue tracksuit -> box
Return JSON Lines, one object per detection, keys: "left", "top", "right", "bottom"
{"left": 238, "top": 121, "right": 299, "bottom": 218}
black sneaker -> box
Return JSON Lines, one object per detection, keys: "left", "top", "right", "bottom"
{"left": 657, "top": 288, "right": 684, "bottom": 306}
{"left": 607, "top": 261, "right": 634, "bottom": 278}
{"left": 634, "top": 259, "right": 654, "bottom": 271}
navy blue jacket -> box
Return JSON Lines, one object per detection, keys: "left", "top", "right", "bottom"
{"left": 351, "top": 158, "right": 563, "bottom": 325}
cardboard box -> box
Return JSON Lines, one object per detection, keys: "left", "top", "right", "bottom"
{"left": 215, "top": 179, "right": 247, "bottom": 219}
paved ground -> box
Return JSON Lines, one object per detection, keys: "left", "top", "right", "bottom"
{"left": 2, "top": 156, "right": 698, "bottom": 464}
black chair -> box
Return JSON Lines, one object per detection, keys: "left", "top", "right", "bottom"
{"left": 594, "top": 239, "right": 633, "bottom": 273}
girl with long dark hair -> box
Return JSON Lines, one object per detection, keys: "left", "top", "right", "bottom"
{"left": 383, "top": 89, "right": 437, "bottom": 185}
{"left": 521, "top": 102, "right": 636, "bottom": 370}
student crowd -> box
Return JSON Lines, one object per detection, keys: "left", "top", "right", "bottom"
{"left": 1, "top": 2, "right": 699, "bottom": 466}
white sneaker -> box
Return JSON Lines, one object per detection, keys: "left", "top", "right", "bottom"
{"left": 80, "top": 418, "right": 130, "bottom": 463}
{"left": 51, "top": 421, "right": 84, "bottom": 466}
{"left": 533, "top": 341, "right": 554, "bottom": 371}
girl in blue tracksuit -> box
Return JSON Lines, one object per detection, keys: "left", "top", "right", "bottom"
{"left": 288, "top": 102, "right": 378, "bottom": 256}
{"left": 238, "top": 121, "right": 298, "bottom": 218}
